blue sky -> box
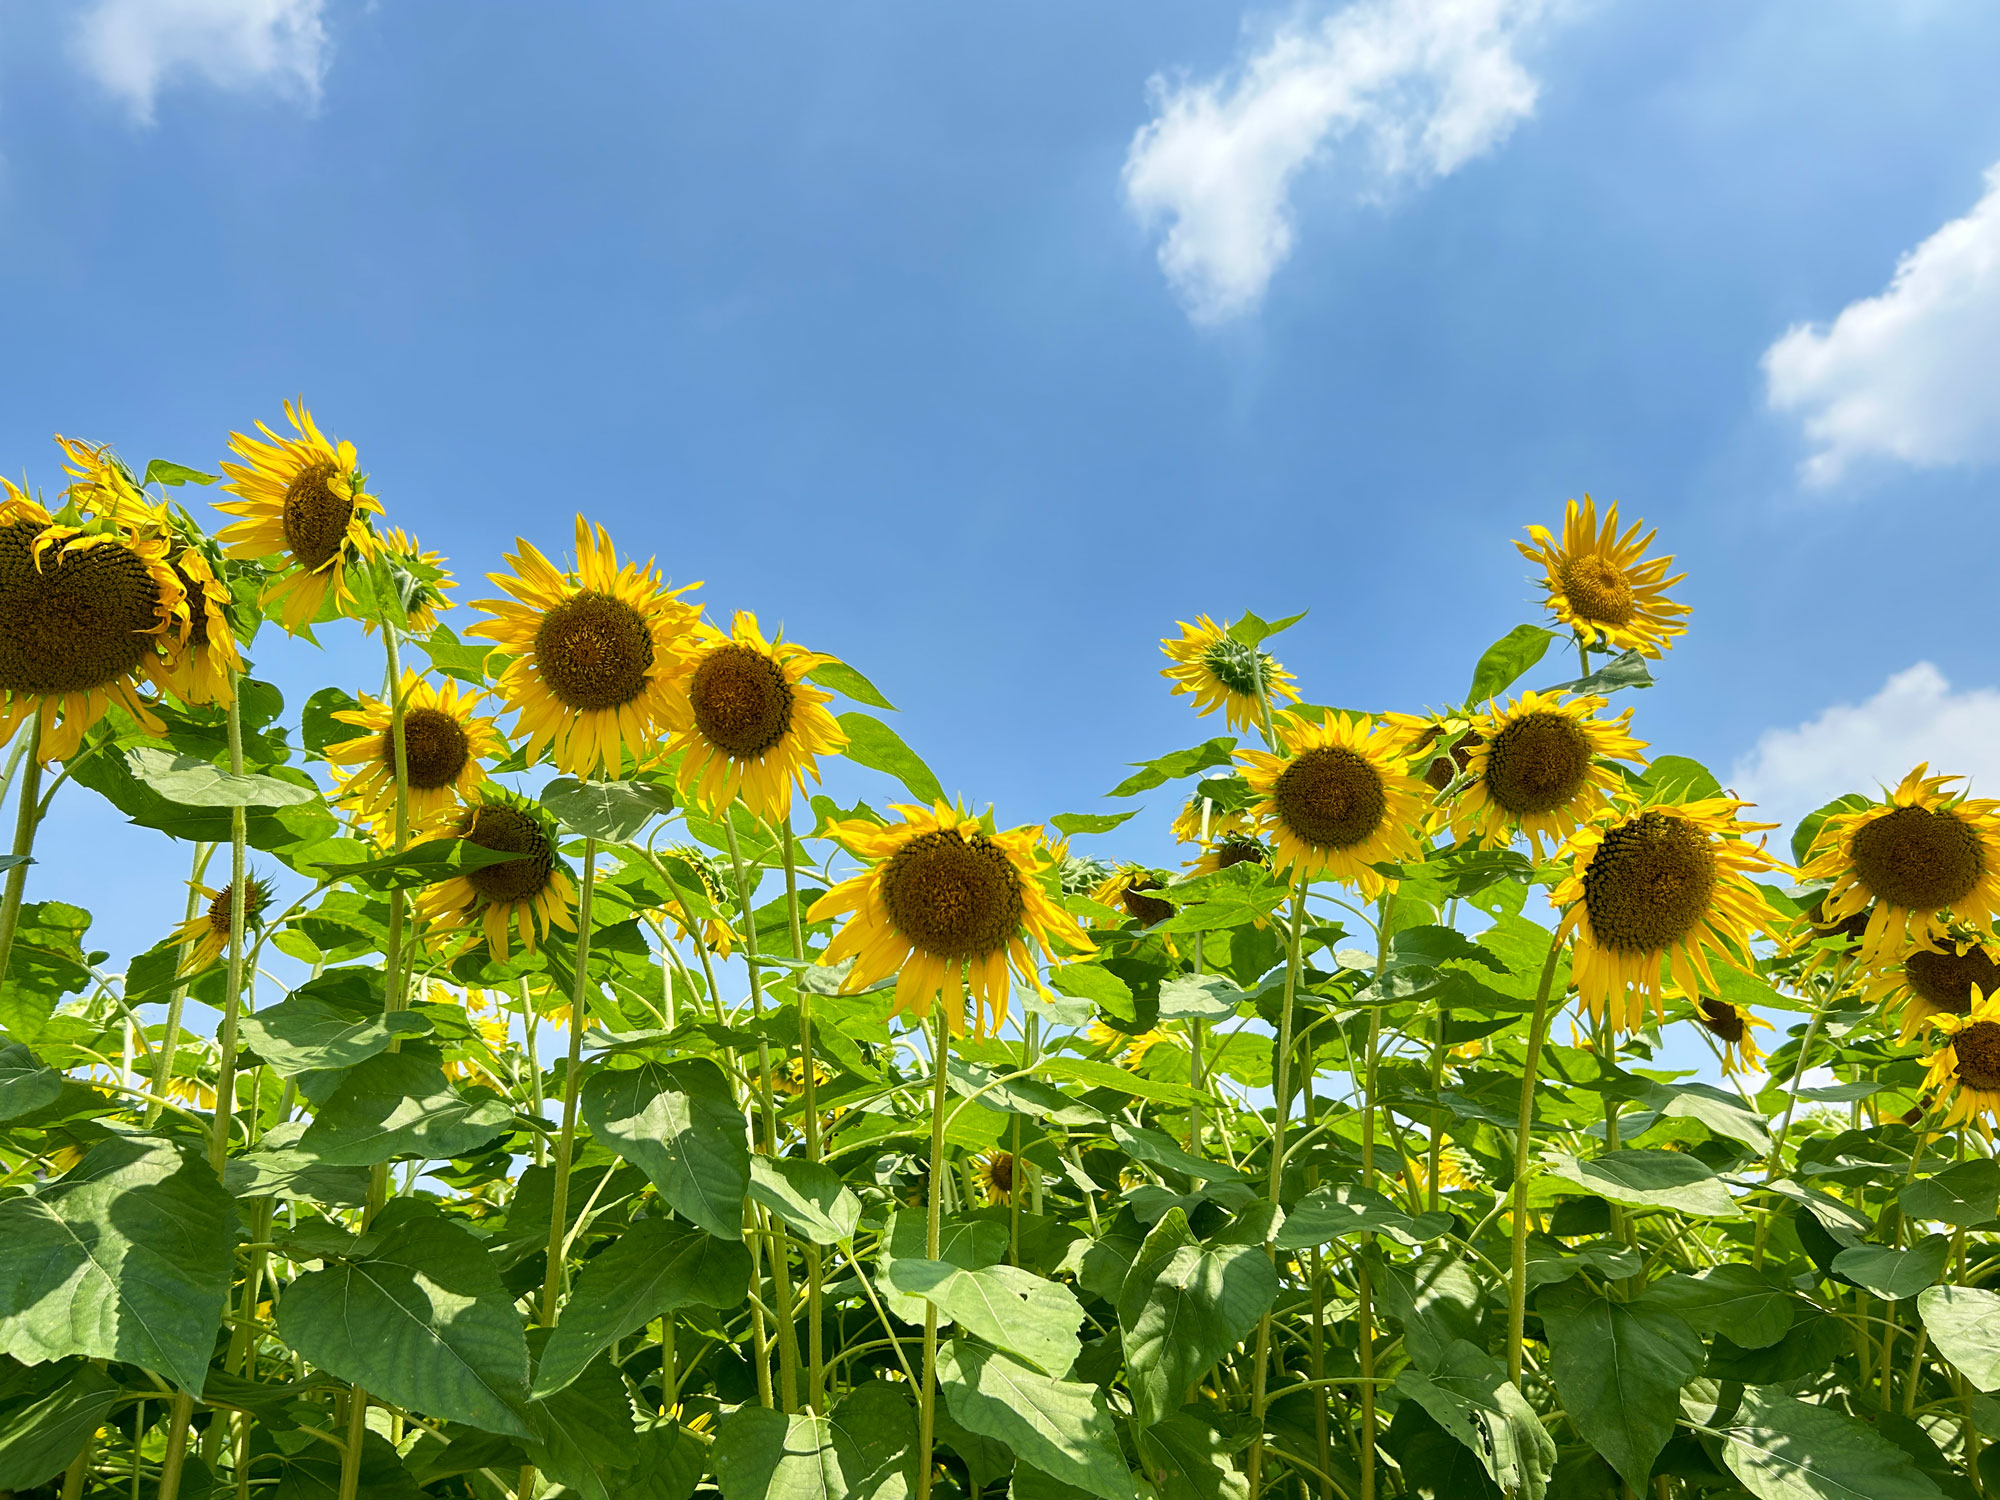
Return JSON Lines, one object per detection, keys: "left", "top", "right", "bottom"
{"left": 5, "top": 0, "right": 2000, "bottom": 970}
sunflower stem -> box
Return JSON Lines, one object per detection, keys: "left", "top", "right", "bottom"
{"left": 0, "top": 707, "right": 47, "bottom": 983}
{"left": 1248, "top": 883, "right": 1307, "bottom": 1500}
{"left": 209, "top": 686, "right": 250, "bottom": 1176}
{"left": 1753, "top": 966, "right": 1846, "bottom": 1269}
{"left": 917, "top": 1002, "right": 951, "bottom": 1500}
{"left": 1509, "top": 908, "right": 1576, "bottom": 1388}
{"left": 540, "top": 835, "right": 597, "bottom": 1326}
{"left": 147, "top": 842, "right": 217, "bottom": 1127}
{"left": 781, "top": 822, "right": 826, "bottom": 1413}
{"left": 1357, "top": 889, "right": 1396, "bottom": 1500}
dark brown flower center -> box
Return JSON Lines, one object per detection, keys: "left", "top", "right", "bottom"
{"left": 1951, "top": 1020, "right": 2000, "bottom": 1093}
{"left": 281, "top": 460, "right": 353, "bottom": 571}
{"left": 0, "top": 523, "right": 162, "bottom": 696}
{"left": 1903, "top": 947, "right": 2000, "bottom": 1018}
{"left": 985, "top": 1151, "right": 1016, "bottom": 1195}
{"left": 689, "top": 643, "right": 794, "bottom": 758}
{"left": 1272, "top": 745, "right": 1387, "bottom": 851}
{"left": 879, "top": 829, "right": 1024, "bottom": 961}
{"left": 1582, "top": 810, "right": 1717, "bottom": 954}
{"left": 532, "top": 590, "right": 654, "bottom": 712}
{"left": 206, "top": 879, "right": 270, "bottom": 937}
{"left": 1558, "top": 554, "right": 1635, "bottom": 626}
{"left": 386, "top": 705, "right": 471, "bottom": 790}
{"left": 1213, "top": 839, "right": 1266, "bottom": 871}
{"left": 1413, "top": 726, "right": 1479, "bottom": 792}
{"left": 1850, "top": 805, "right": 1984, "bottom": 913}
{"left": 170, "top": 557, "right": 212, "bottom": 650}
{"left": 462, "top": 804, "right": 556, "bottom": 905}
{"left": 1696, "top": 997, "right": 1745, "bottom": 1044}
{"left": 1119, "top": 876, "right": 1174, "bottom": 927}
{"left": 1807, "top": 896, "right": 1871, "bottom": 944}
{"left": 1483, "top": 711, "right": 1593, "bottom": 816}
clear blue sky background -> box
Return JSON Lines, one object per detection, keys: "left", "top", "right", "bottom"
{"left": 3, "top": 1, "right": 1999, "bottom": 971}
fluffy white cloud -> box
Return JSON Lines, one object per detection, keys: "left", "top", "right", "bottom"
{"left": 1764, "top": 163, "right": 2000, "bottom": 487}
{"left": 1122, "top": 0, "right": 1555, "bottom": 324}
{"left": 1730, "top": 663, "right": 2000, "bottom": 836}
{"left": 71, "top": 0, "right": 328, "bottom": 125}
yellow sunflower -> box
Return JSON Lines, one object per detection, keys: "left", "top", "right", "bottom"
{"left": 1786, "top": 893, "right": 1873, "bottom": 980}
{"left": 325, "top": 671, "right": 504, "bottom": 838}
{"left": 1553, "top": 798, "right": 1784, "bottom": 1034}
{"left": 150, "top": 544, "right": 243, "bottom": 707}
{"left": 661, "top": 611, "right": 847, "bottom": 821}
{"left": 368, "top": 527, "right": 456, "bottom": 636}
{"left": 978, "top": 1149, "right": 1021, "bottom": 1204}
{"left": 1236, "top": 712, "right": 1427, "bottom": 896}
{"left": 1452, "top": 691, "right": 1647, "bottom": 857}
{"left": 654, "top": 845, "right": 740, "bottom": 957}
{"left": 216, "top": 400, "right": 383, "bottom": 632}
{"left": 172, "top": 876, "right": 275, "bottom": 973}
{"left": 1799, "top": 767, "right": 2000, "bottom": 967}
{"left": 769, "top": 1055, "right": 831, "bottom": 1099}
{"left": 416, "top": 790, "right": 578, "bottom": 960}
{"left": 809, "top": 802, "right": 1092, "bottom": 1036}
{"left": 469, "top": 516, "right": 701, "bottom": 778}
{"left": 1384, "top": 712, "right": 1482, "bottom": 796}
{"left": 1171, "top": 795, "right": 1254, "bottom": 847}
{"left": 1920, "top": 987, "right": 2000, "bottom": 1130}
{"left": 1186, "top": 837, "right": 1270, "bottom": 879}
{"left": 54, "top": 435, "right": 161, "bottom": 530}
{"left": 0, "top": 481, "right": 183, "bottom": 762}
{"left": 1516, "top": 495, "right": 1690, "bottom": 657}
{"left": 1160, "top": 616, "right": 1299, "bottom": 733}
{"left": 1086, "top": 1018, "right": 1169, "bottom": 1069}
{"left": 1858, "top": 934, "right": 2000, "bottom": 1042}
{"left": 1088, "top": 865, "right": 1176, "bottom": 927}
{"left": 1689, "top": 996, "right": 1772, "bottom": 1076}
{"left": 1402, "top": 1150, "right": 1476, "bottom": 1198}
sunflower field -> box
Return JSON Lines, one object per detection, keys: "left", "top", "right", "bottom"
{"left": 1, "top": 407, "right": 1997, "bottom": 1500}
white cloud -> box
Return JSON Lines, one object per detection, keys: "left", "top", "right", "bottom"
{"left": 71, "top": 0, "right": 329, "bottom": 125}
{"left": 1122, "top": 0, "right": 1556, "bottom": 324}
{"left": 1764, "top": 163, "right": 2000, "bottom": 487}
{"left": 1731, "top": 663, "right": 2000, "bottom": 836}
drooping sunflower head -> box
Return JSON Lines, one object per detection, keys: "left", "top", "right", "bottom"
{"left": 1859, "top": 934, "right": 2000, "bottom": 1042}
{"left": 1553, "top": 797, "right": 1785, "bottom": 1034}
{"left": 172, "top": 875, "right": 277, "bottom": 973}
{"left": 809, "top": 803, "right": 1092, "bottom": 1036}
{"left": 53, "top": 435, "right": 160, "bottom": 529}
{"left": 469, "top": 516, "right": 702, "bottom": 777}
{"left": 367, "top": 527, "right": 456, "bottom": 636}
{"left": 215, "top": 400, "right": 383, "bottom": 632}
{"left": 1690, "top": 995, "right": 1772, "bottom": 1077}
{"left": 655, "top": 844, "right": 740, "bottom": 957}
{"left": 1800, "top": 767, "right": 2000, "bottom": 966}
{"left": 1088, "top": 865, "right": 1176, "bottom": 928}
{"left": 1236, "top": 712, "right": 1427, "bottom": 895}
{"left": 663, "top": 611, "right": 848, "bottom": 821}
{"left": 1170, "top": 795, "right": 1254, "bottom": 847}
{"left": 1921, "top": 986, "right": 2000, "bottom": 1130}
{"left": 1160, "top": 615, "right": 1299, "bottom": 733}
{"left": 415, "top": 788, "right": 577, "bottom": 961}
{"left": 1516, "top": 495, "right": 1690, "bottom": 657}
{"left": 148, "top": 541, "right": 244, "bottom": 708}
{"left": 1085, "top": 1019, "right": 1169, "bottom": 1070}
{"left": 1454, "top": 691, "right": 1647, "bottom": 857}
{"left": 327, "top": 671, "right": 505, "bottom": 839}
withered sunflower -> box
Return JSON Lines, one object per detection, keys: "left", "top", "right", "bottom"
{"left": 655, "top": 844, "right": 740, "bottom": 957}
{"left": 1799, "top": 767, "right": 2000, "bottom": 967}
{"left": 1553, "top": 799, "right": 1784, "bottom": 1034}
{"left": 417, "top": 790, "right": 577, "bottom": 960}
{"left": 1453, "top": 690, "right": 1647, "bottom": 857}
{"left": 1516, "top": 496, "right": 1690, "bottom": 657}
{"left": 1689, "top": 995, "right": 1772, "bottom": 1077}
{"left": 1236, "top": 712, "right": 1427, "bottom": 896}
{"left": 1920, "top": 987, "right": 2000, "bottom": 1130}
{"left": 470, "top": 516, "right": 701, "bottom": 777}
{"left": 1160, "top": 616, "right": 1298, "bottom": 733}
{"left": 326, "top": 671, "right": 505, "bottom": 839}
{"left": 1858, "top": 935, "right": 2000, "bottom": 1042}
{"left": 150, "top": 544, "right": 243, "bottom": 707}
{"left": 662, "top": 611, "right": 847, "bottom": 821}
{"left": 1088, "top": 865, "right": 1176, "bottom": 927}
{"left": 172, "top": 876, "right": 275, "bottom": 973}
{"left": 215, "top": 400, "right": 383, "bottom": 632}
{"left": 54, "top": 435, "right": 161, "bottom": 530}
{"left": 809, "top": 803, "right": 1091, "bottom": 1036}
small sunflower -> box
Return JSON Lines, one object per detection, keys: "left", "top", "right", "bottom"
{"left": 1160, "top": 616, "right": 1299, "bottom": 733}
{"left": 1453, "top": 691, "right": 1647, "bottom": 857}
{"left": 978, "top": 1149, "right": 1020, "bottom": 1203}
{"left": 216, "top": 400, "right": 383, "bottom": 632}
{"left": 655, "top": 845, "right": 740, "bottom": 957}
{"left": 416, "top": 790, "right": 577, "bottom": 960}
{"left": 1086, "top": 1018, "right": 1170, "bottom": 1070}
{"left": 369, "top": 527, "right": 455, "bottom": 636}
{"left": 809, "top": 803, "right": 1091, "bottom": 1036}
{"left": 1402, "top": 1151, "right": 1476, "bottom": 1198}
{"left": 1858, "top": 935, "right": 2000, "bottom": 1042}
{"left": 469, "top": 516, "right": 701, "bottom": 777}
{"left": 53, "top": 435, "right": 160, "bottom": 530}
{"left": 769, "top": 1055, "right": 831, "bottom": 1098}
{"left": 662, "top": 611, "right": 847, "bottom": 821}
{"left": 1786, "top": 893, "right": 1873, "bottom": 980}
{"left": 1920, "top": 987, "right": 2000, "bottom": 1130}
{"left": 1799, "top": 768, "right": 2000, "bottom": 967}
{"left": 1384, "top": 713, "right": 1482, "bottom": 797}
{"left": 172, "top": 876, "right": 275, "bottom": 973}
{"left": 1237, "top": 712, "right": 1427, "bottom": 896}
{"left": 325, "top": 671, "right": 504, "bottom": 838}
{"left": 151, "top": 542, "right": 243, "bottom": 707}
{"left": 1690, "top": 996, "right": 1772, "bottom": 1076}
{"left": 1187, "top": 836, "right": 1269, "bottom": 879}
{"left": 1516, "top": 495, "right": 1690, "bottom": 657}
{"left": 1170, "top": 795, "right": 1254, "bottom": 848}
{"left": 1553, "top": 799, "right": 1784, "bottom": 1034}
{"left": 1088, "top": 865, "right": 1176, "bottom": 927}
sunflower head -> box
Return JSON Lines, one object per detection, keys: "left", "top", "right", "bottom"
{"left": 1691, "top": 996, "right": 1772, "bottom": 1076}
{"left": 416, "top": 788, "right": 577, "bottom": 960}
{"left": 1454, "top": 690, "right": 1646, "bottom": 857}
{"left": 1085, "top": 1019, "right": 1168, "bottom": 1070}
{"left": 1188, "top": 836, "right": 1269, "bottom": 879}
{"left": 53, "top": 436, "right": 159, "bottom": 529}
{"left": 1921, "top": 986, "right": 2000, "bottom": 1130}
{"left": 1088, "top": 865, "right": 1175, "bottom": 927}
{"left": 174, "top": 875, "right": 277, "bottom": 973}
{"left": 327, "top": 671, "right": 504, "bottom": 839}
{"left": 149, "top": 541, "right": 245, "bottom": 707}
{"left": 979, "top": 1150, "right": 1019, "bottom": 1203}
{"left": 1170, "top": 795, "right": 1254, "bottom": 847}
{"left": 658, "top": 845, "right": 740, "bottom": 957}
{"left": 1859, "top": 933, "right": 2000, "bottom": 1042}
{"left": 366, "top": 528, "right": 456, "bottom": 636}
{"left": 1160, "top": 615, "right": 1299, "bottom": 733}
{"left": 1516, "top": 496, "right": 1690, "bottom": 657}
{"left": 1236, "top": 712, "right": 1426, "bottom": 895}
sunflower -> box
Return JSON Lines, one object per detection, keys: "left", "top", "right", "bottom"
{"left": 1088, "top": 865, "right": 1176, "bottom": 927}
{"left": 150, "top": 542, "right": 243, "bottom": 706}
{"left": 325, "top": 671, "right": 504, "bottom": 838}
{"left": 0, "top": 481, "right": 183, "bottom": 763}
{"left": 1516, "top": 495, "right": 1690, "bottom": 657}
{"left": 655, "top": 845, "right": 740, "bottom": 957}
{"left": 1690, "top": 996, "right": 1772, "bottom": 1076}
{"left": 1800, "top": 767, "right": 2000, "bottom": 967}
{"left": 469, "top": 516, "right": 701, "bottom": 778}
{"left": 978, "top": 1149, "right": 1020, "bottom": 1204}
{"left": 769, "top": 1055, "right": 831, "bottom": 1098}
{"left": 1786, "top": 893, "right": 1873, "bottom": 980}
{"left": 172, "top": 876, "right": 275, "bottom": 973}
{"left": 1085, "top": 1018, "right": 1170, "bottom": 1069}
{"left": 1187, "top": 836, "right": 1270, "bottom": 879}
{"left": 1160, "top": 616, "right": 1299, "bottom": 734}
{"left": 369, "top": 527, "right": 455, "bottom": 636}
{"left": 661, "top": 611, "right": 847, "bottom": 821}
{"left": 54, "top": 435, "right": 160, "bottom": 530}
{"left": 1402, "top": 1150, "right": 1477, "bottom": 1198}
{"left": 1170, "top": 795, "right": 1255, "bottom": 847}
{"left": 1858, "top": 934, "right": 2000, "bottom": 1042}
{"left": 1553, "top": 799, "right": 1784, "bottom": 1034}
{"left": 1384, "top": 713, "right": 1482, "bottom": 797}
{"left": 1236, "top": 712, "right": 1427, "bottom": 896}
{"left": 416, "top": 790, "right": 577, "bottom": 960}
{"left": 216, "top": 400, "right": 383, "bottom": 632}
{"left": 1920, "top": 987, "right": 2000, "bottom": 1130}
{"left": 1452, "top": 691, "right": 1647, "bottom": 857}
{"left": 809, "top": 803, "right": 1091, "bottom": 1036}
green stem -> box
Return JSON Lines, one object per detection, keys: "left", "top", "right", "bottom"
{"left": 1248, "top": 884, "right": 1307, "bottom": 1500}
{"left": 1509, "top": 909, "right": 1575, "bottom": 1388}
{"left": 1754, "top": 969, "right": 1846, "bottom": 1269}
{"left": 147, "top": 842, "right": 216, "bottom": 1127}
{"left": 0, "top": 707, "right": 46, "bottom": 982}
{"left": 540, "top": 836, "right": 598, "bottom": 1326}
{"left": 209, "top": 687, "right": 249, "bottom": 1175}
{"left": 782, "top": 823, "right": 826, "bottom": 1413}
{"left": 916, "top": 1001, "right": 952, "bottom": 1500}
{"left": 1357, "top": 890, "right": 1396, "bottom": 1500}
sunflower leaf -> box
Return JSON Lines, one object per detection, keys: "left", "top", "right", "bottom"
{"left": 1465, "top": 624, "right": 1558, "bottom": 705}
{"left": 806, "top": 660, "right": 897, "bottom": 711}
{"left": 837, "top": 713, "right": 946, "bottom": 806}
{"left": 1542, "top": 649, "right": 1654, "bottom": 696}
{"left": 142, "top": 459, "right": 220, "bottom": 487}
{"left": 1049, "top": 810, "right": 1141, "bottom": 836}
{"left": 125, "top": 747, "right": 319, "bottom": 808}
{"left": 540, "top": 777, "right": 676, "bottom": 841}
{"left": 1107, "top": 738, "right": 1238, "bottom": 798}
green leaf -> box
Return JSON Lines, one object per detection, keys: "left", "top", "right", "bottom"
{"left": 1466, "top": 625, "right": 1558, "bottom": 705}
{"left": 0, "top": 1137, "right": 235, "bottom": 1394}
{"left": 0, "top": 902, "right": 95, "bottom": 1040}
{"left": 830, "top": 1383, "right": 919, "bottom": 1500}
{"left": 881, "top": 1259, "right": 1083, "bottom": 1376}
{"left": 1042, "top": 1059, "right": 1205, "bottom": 1108}
{"left": 1641, "top": 1264, "right": 1794, "bottom": 1349}
{"left": 1118, "top": 1209, "right": 1277, "bottom": 1428}
{"left": 837, "top": 713, "right": 946, "bottom": 806}
{"left": 805, "top": 660, "right": 897, "bottom": 711}
{"left": 0, "top": 1360, "right": 120, "bottom": 1489}
{"left": 1538, "top": 1282, "right": 1705, "bottom": 1494}
{"left": 1542, "top": 649, "right": 1653, "bottom": 696}
{"left": 1900, "top": 1159, "right": 2000, "bottom": 1227}
{"left": 1916, "top": 1285, "right": 2000, "bottom": 1391}
{"left": 1113, "top": 1122, "right": 1248, "bottom": 1184}
{"left": 1155, "top": 973, "right": 1242, "bottom": 1022}
{"left": 1542, "top": 1149, "right": 1740, "bottom": 1218}
{"left": 278, "top": 1205, "right": 533, "bottom": 1438}
{"left": 1049, "top": 964, "right": 1132, "bottom": 1007}
{"left": 580, "top": 1059, "right": 749, "bottom": 1240}
{"left": 522, "top": 1329, "right": 641, "bottom": 1500}
{"left": 310, "top": 838, "right": 522, "bottom": 891}
{"left": 1637, "top": 1080, "right": 1772, "bottom": 1153}
{"left": 239, "top": 995, "right": 432, "bottom": 1077}
{"left": 1394, "top": 1341, "right": 1557, "bottom": 1500}
{"left": 1108, "top": 739, "right": 1238, "bottom": 799}
{"left": 124, "top": 746, "right": 318, "bottom": 807}
{"left": 1681, "top": 1379, "right": 1946, "bottom": 1500}
{"left": 878, "top": 1210, "right": 1009, "bottom": 1323}
{"left": 539, "top": 777, "right": 676, "bottom": 841}
{"left": 0, "top": 1043, "right": 62, "bottom": 1122}
{"left": 1792, "top": 793, "right": 1873, "bottom": 868}
{"left": 713, "top": 1409, "right": 848, "bottom": 1500}
{"left": 414, "top": 623, "right": 493, "bottom": 688}
{"left": 1275, "top": 1184, "right": 1453, "bottom": 1249}
{"left": 1226, "top": 610, "right": 1306, "bottom": 648}
{"left": 143, "top": 459, "right": 220, "bottom": 486}
{"left": 948, "top": 1059, "right": 1106, "bottom": 1127}
{"left": 748, "top": 1155, "right": 862, "bottom": 1246}
{"left": 1633, "top": 755, "right": 1723, "bottom": 804}
{"left": 937, "top": 1342, "right": 1132, "bottom": 1500}
{"left": 1133, "top": 1416, "right": 1246, "bottom": 1500}
{"left": 1831, "top": 1235, "right": 1951, "bottom": 1300}
{"left": 296, "top": 1051, "right": 515, "bottom": 1165}
{"left": 1049, "top": 810, "right": 1141, "bottom": 837}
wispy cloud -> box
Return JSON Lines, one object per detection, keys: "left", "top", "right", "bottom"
{"left": 71, "top": 0, "right": 329, "bottom": 126}
{"left": 1122, "top": 0, "right": 1559, "bottom": 324}
{"left": 1764, "top": 162, "right": 2000, "bottom": 487}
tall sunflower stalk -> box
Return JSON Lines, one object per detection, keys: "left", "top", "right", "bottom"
{"left": 1508, "top": 910, "right": 1576, "bottom": 1388}
{"left": 0, "top": 708, "right": 45, "bottom": 979}
{"left": 781, "top": 822, "right": 828, "bottom": 1412}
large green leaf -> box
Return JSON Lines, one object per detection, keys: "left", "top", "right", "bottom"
{"left": 1681, "top": 1380, "right": 1945, "bottom": 1500}
{"left": 539, "top": 778, "right": 676, "bottom": 841}
{"left": 748, "top": 1155, "right": 862, "bottom": 1246}
{"left": 1117, "top": 1209, "right": 1277, "bottom": 1429}
{"left": 125, "top": 746, "right": 319, "bottom": 807}
{"left": 1538, "top": 1282, "right": 1705, "bottom": 1494}
{"left": 1466, "top": 625, "right": 1558, "bottom": 705}
{"left": 937, "top": 1342, "right": 1133, "bottom": 1500}
{"left": 239, "top": 995, "right": 433, "bottom": 1076}
{"left": 0, "top": 1360, "right": 121, "bottom": 1489}
{"left": 837, "top": 713, "right": 946, "bottom": 806}
{"left": 0, "top": 1043, "right": 62, "bottom": 1122}
{"left": 878, "top": 1211, "right": 1009, "bottom": 1324}
{"left": 805, "top": 660, "right": 897, "bottom": 712}
{"left": 1106, "top": 738, "right": 1237, "bottom": 799}
{"left": 522, "top": 1330, "right": 640, "bottom": 1500}
{"left": 1133, "top": 1416, "right": 1247, "bottom": 1500}
{"left": 713, "top": 1409, "right": 848, "bottom": 1500}
{"left": 534, "top": 1219, "right": 752, "bottom": 1397}
{"left": 580, "top": 1059, "right": 749, "bottom": 1240}
{"left": 1641, "top": 1263, "right": 1794, "bottom": 1350}
{"left": 277, "top": 1204, "right": 533, "bottom": 1438}
{"left": 1113, "top": 1122, "right": 1248, "bottom": 1184}
{"left": 829, "top": 1382, "right": 918, "bottom": 1500}
{"left": 880, "top": 1258, "right": 1083, "bottom": 1376}
{"left": 296, "top": 1051, "right": 515, "bottom": 1165}
{"left": 1394, "top": 1341, "right": 1556, "bottom": 1500}
{"left": 1542, "top": 1149, "right": 1740, "bottom": 1217}
{"left": 1831, "top": 1235, "right": 1950, "bottom": 1301}
{"left": 1900, "top": 1159, "right": 2000, "bottom": 1227}
{"left": 1917, "top": 1285, "right": 2000, "bottom": 1391}
{"left": 1275, "top": 1184, "right": 1453, "bottom": 1248}
{"left": 0, "top": 1136, "right": 235, "bottom": 1394}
